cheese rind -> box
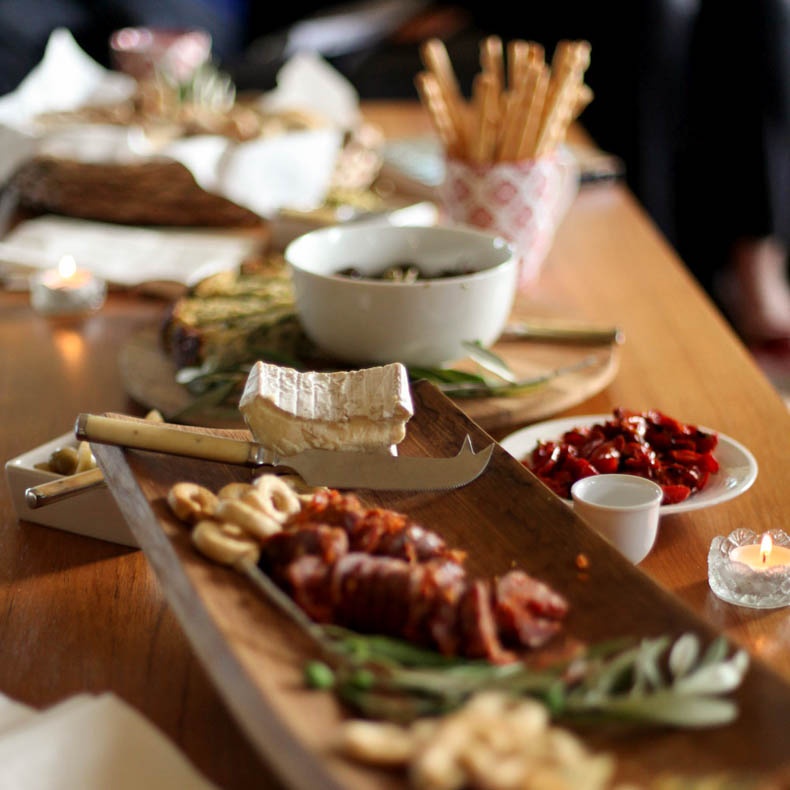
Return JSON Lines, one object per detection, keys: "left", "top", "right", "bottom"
{"left": 239, "top": 362, "right": 414, "bottom": 456}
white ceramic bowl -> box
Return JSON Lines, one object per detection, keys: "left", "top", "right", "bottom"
{"left": 284, "top": 224, "right": 518, "bottom": 367}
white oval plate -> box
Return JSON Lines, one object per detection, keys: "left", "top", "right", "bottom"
{"left": 500, "top": 414, "right": 759, "bottom": 515}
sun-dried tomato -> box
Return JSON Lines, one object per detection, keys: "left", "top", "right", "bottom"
{"left": 589, "top": 441, "right": 621, "bottom": 473}
{"left": 695, "top": 431, "right": 718, "bottom": 454}
{"left": 660, "top": 484, "right": 692, "bottom": 504}
{"left": 525, "top": 409, "right": 719, "bottom": 505}
{"left": 562, "top": 429, "right": 590, "bottom": 447}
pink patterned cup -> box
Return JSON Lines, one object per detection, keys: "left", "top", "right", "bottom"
{"left": 440, "top": 148, "right": 578, "bottom": 289}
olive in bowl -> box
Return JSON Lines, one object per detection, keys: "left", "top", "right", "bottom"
{"left": 284, "top": 224, "right": 518, "bottom": 367}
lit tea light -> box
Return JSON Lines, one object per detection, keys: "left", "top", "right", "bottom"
{"left": 730, "top": 534, "right": 790, "bottom": 571}
{"left": 30, "top": 256, "right": 106, "bottom": 317}
{"left": 708, "top": 529, "right": 790, "bottom": 608}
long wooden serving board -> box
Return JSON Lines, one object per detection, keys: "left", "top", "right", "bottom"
{"left": 93, "top": 381, "right": 790, "bottom": 788}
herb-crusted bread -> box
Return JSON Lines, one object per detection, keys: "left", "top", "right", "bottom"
{"left": 161, "top": 256, "right": 308, "bottom": 371}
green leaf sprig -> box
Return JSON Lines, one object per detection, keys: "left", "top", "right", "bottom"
{"left": 237, "top": 560, "right": 748, "bottom": 730}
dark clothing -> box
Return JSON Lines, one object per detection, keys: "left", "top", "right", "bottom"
{"left": 0, "top": 0, "right": 247, "bottom": 95}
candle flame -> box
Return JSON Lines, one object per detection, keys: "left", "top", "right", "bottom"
{"left": 760, "top": 534, "right": 773, "bottom": 564}
{"left": 57, "top": 255, "right": 77, "bottom": 279}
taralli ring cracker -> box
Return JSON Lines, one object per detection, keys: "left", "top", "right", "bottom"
{"left": 217, "top": 482, "right": 255, "bottom": 501}
{"left": 215, "top": 498, "right": 282, "bottom": 540}
{"left": 166, "top": 482, "right": 218, "bottom": 524}
{"left": 249, "top": 474, "right": 301, "bottom": 524}
{"left": 191, "top": 519, "right": 261, "bottom": 567}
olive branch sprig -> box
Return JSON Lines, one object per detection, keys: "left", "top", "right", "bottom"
{"left": 238, "top": 560, "right": 748, "bottom": 729}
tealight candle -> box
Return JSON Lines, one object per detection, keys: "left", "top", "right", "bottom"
{"left": 730, "top": 534, "right": 790, "bottom": 571}
{"left": 30, "top": 256, "right": 106, "bottom": 317}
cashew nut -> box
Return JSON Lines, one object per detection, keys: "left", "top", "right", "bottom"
{"left": 191, "top": 519, "right": 260, "bottom": 567}
{"left": 247, "top": 474, "right": 301, "bottom": 523}
{"left": 340, "top": 720, "right": 420, "bottom": 767}
{"left": 341, "top": 693, "right": 616, "bottom": 790}
{"left": 74, "top": 441, "right": 96, "bottom": 473}
{"left": 167, "top": 482, "right": 218, "bottom": 524}
{"left": 215, "top": 498, "right": 282, "bottom": 540}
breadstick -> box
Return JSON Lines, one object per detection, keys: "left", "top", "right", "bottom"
{"left": 415, "top": 71, "right": 461, "bottom": 156}
{"left": 526, "top": 41, "right": 545, "bottom": 66}
{"left": 541, "top": 40, "right": 589, "bottom": 127}
{"left": 496, "top": 88, "right": 526, "bottom": 161}
{"left": 517, "top": 63, "right": 549, "bottom": 160}
{"left": 470, "top": 72, "right": 500, "bottom": 164}
{"left": 480, "top": 35, "right": 505, "bottom": 92}
{"left": 535, "top": 40, "right": 590, "bottom": 156}
{"left": 533, "top": 69, "right": 578, "bottom": 157}
{"left": 420, "top": 38, "right": 468, "bottom": 156}
{"left": 571, "top": 83, "right": 594, "bottom": 120}
{"left": 506, "top": 39, "right": 530, "bottom": 90}
{"left": 413, "top": 36, "right": 593, "bottom": 164}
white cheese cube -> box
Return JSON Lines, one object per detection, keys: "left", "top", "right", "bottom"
{"left": 239, "top": 361, "right": 414, "bottom": 456}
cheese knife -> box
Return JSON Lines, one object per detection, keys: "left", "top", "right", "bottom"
{"left": 73, "top": 413, "right": 494, "bottom": 492}
{"left": 25, "top": 466, "right": 106, "bottom": 509}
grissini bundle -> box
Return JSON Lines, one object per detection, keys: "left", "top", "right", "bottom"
{"left": 417, "top": 37, "right": 592, "bottom": 164}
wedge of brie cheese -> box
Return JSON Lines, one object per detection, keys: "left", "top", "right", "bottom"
{"left": 239, "top": 361, "right": 414, "bottom": 456}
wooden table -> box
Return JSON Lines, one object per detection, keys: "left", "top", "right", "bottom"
{"left": 2, "top": 101, "right": 790, "bottom": 789}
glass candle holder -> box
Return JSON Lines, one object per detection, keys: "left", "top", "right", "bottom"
{"left": 708, "top": 528, "right": 790, "bottom": 608}
{"left": 30, "top": 257, "right": 106, "bottom": 318}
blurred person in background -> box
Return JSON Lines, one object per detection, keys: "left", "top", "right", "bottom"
{"left": 233, "top": 0, "right": 790, "bottom": 355}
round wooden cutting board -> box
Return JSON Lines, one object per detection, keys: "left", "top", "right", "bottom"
{"left": 119, "top": 326, "right": 620, "bottom": 436}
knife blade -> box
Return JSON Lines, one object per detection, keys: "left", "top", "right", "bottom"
{"left": 74, "top": 414, "right": 494, "bottom": 491}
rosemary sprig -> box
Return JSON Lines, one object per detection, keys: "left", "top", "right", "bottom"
{"left": 411, "top": 353, "right": 606, "bottom": 398}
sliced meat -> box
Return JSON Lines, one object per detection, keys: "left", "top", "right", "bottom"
{"left": 259, "top": 524, "right": 348, "bottom": 572}
{"left": 269, "top": 492, "right": 569, "bottom": 662}
{"left": 289, "top": 490, "right": 460, "bottom": 564}
{"left": 284, "top": 555, "right": 333, "bottom": 623}
{"left": 424, "top": 562, "right": 467, "bottom": 655}
{"left": 495, "top": 570, "right": 569, "bottom": 619}
{"left": 330, "top": 553, "right": 371, "bottom": 625}
{"left": 493, "top": 570, "right": 568, "bottom": 649}
{"left": 292, "top": 489, "right": 366, "bottom": 530}
{"left": 457, "top": 581, "right": 514, "bottom": 664}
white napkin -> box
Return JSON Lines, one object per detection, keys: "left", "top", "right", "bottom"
{"left": 0, "top": 691, "right": 218, "bottom": 790}
{"left": 0, "top": 215, "right": 262, "bottom": 286}
{"left": 0, "top": 29, "right": 355, "bottom": 216}
{"left": 262, "top": 51, "right": 360, "bottom": 130}
{"left": 0, "top": 29, "right": 136, "bottom": 183}
{"left": 161, "top": 127, "right": 342, "bottom": 217}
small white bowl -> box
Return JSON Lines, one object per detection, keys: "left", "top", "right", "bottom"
{"left": 4, "top": 432, "right": 137, "bottom": 547}
{"left": 571, "top": 474, "right": 663, "bottom": 564}
{"left": 284, "top": 224, "right": 518, "bottom": 367}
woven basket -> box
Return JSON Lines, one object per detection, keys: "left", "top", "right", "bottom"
{"left": 9, "top": 156, "right": 264, "bottom": 228}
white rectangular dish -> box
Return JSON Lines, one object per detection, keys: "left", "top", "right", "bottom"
{"left": 5, "top": 432, "right": 137, "bottom": 547}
